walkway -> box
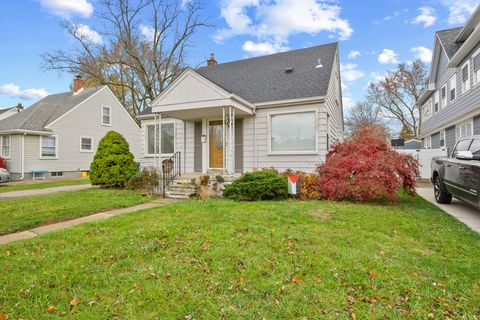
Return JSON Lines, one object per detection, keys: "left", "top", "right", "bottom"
{"left": 0, "top": 184, "right": 92, "bottom": 199}
{"left": 417, "top": 187, "right": 480, "bottom": 233}
{"left": 0, "top": 198, "right": 180, "bottom": 245}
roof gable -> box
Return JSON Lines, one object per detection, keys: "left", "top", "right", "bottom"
{"left": 437, "top": 28, "right": 462, "bottom": 60}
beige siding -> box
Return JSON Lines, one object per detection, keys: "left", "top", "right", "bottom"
{"left": 243, "top": 103, "right": 328, "bottom": 173}
{"left": 184, "top": 121, "right": 195, "bottom": 173}
{"left": 4, "top": 134, "right": 21, "bottom": 173}
{"left": 324, "top": 51, "right": 344, "bottom": 146}
{"left": 22, "top": 87, "right": 140, "bottom": 174}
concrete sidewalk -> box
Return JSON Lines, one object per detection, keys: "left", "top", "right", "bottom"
{"left": 417, "top": 187, "right": 480, "bottom": 233}
{"left": 0, "top": 198, "right": 180, "bottom": 245}
{"left": 0, "top": 184, "right": 92, "bottom": 199}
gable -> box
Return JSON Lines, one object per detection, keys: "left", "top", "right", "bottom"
{"left": 152, "top": 69, "right": 231, "bottom": 107}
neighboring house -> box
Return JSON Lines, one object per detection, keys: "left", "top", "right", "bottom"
{"left": 0, "top": 77, "right": 140, "bottom": 180}
{"left": 0, "top": 104, "right": 23, "bottom": 121}
{"left": 138, "top": 42, "right": 343, "bottom": 175}
{"left": 418, "top": 5, "right": 480, "bottom": 153}
{"left": 398, "top": 139, "right": 423, "bottom": 150}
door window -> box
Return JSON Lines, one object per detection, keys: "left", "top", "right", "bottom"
{"left": 452, "top": 139, "right": 472, "bottom": 157}
{"left": 469, "top": 139, "right": 480, "bottom": 159}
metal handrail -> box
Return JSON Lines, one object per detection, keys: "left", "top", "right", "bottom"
{"left": 161, "top": 151, "right": 181, "bottom": 197}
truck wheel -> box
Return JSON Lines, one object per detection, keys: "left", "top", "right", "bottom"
{"left": 433, "top": 176, "right": 452, "bottom": 204}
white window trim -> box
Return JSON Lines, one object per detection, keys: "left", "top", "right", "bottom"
{"left": 79, "top": 136, "right": 94, "bottom": 153}
{"left": 144, "top": 120, "right": 176, "bottom": 157}
{"left": 440, "top": 130, "right": 446, "bottom": 148}
{"left": 267, "top": 109, "right": 319, "bottom": 155}
{"left": 434, "top": 91, "right": 439, "bottom": 113}
{"left": 101, "top": 105, "right": 112, "bottom": 126}
{"left": 461, "top": 60, "right": 471, "bottom": 94}
{"left": 473, "top": 47, "right": 480, "bottom": 86}
{"left": 423, "top": 99, "right": 432, "bottom": 119}
{"left": 0, "top": 135, "right": 11, "bottom": 159}
{"left": 441, "top": 84, "right": 447, "bottom": 108}
{"left": 455, "top": 118, "right": 474, "bottom": 140}
{"left": 39, "top": 135, "right": 58, "bottom": 159}
{"left": 450, "top": 74, "right": 457, "bottom": 103}
{"left": 424, "top": 136, "right": 432, "bottom": 149}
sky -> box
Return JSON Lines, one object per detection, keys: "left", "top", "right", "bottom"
{"left": 0, "top": 0, "right": 478, "bottom": 127}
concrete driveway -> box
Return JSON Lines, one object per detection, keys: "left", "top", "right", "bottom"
{"left": 417, "top": 187, "right": 480, "bottom": 233}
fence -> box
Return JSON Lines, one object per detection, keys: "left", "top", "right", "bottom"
{"left": 396, "top": 148, "right": 448, "bottom": 179}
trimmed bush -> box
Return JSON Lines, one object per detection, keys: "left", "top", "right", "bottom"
{"left": 223, "top": 169, "right": 288, "bottom": 201}
{"left": 317, "top": 126, "right": 419, "bottom": 201}
{"left": 90, "top": 131, "right": 137, "bottom": 187}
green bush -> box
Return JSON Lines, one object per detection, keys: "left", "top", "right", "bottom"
{"left": 90, "top": 131, "right": 138, "bottom": 187}
{"left": 223, "top": 169, "right": 288, "bottom": 201}
{"left": 126, "top": 168, "right": 159, "bottom": 194}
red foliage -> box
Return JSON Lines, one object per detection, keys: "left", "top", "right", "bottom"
{"left": 317, "top": 127, "right": 419, "bottom": 201}
{"left": 0, "top": 157, "right": 6, "bottom": 169}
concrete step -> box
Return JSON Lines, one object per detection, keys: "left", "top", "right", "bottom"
{"left": 165, "top": 193, "right": 192, "bottom": 199}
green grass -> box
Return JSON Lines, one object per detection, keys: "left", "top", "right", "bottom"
{"left": 1, "top": 195, "right": 480, "bottom": 319}
{"left": 0, "top": 188, "right": 152, "bottom": 235}
{"left": 0, "top": 178, "right": 90, "bottom": 193}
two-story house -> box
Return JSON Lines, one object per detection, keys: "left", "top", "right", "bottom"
{"left": 418, "top": 5, "right": 480, "bottom": 153}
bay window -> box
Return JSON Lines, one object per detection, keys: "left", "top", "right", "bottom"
{"left": 269, "top": 111, "right": 316, "bottom": 153}
{"left": 146, "top": 122, "right": 175, "bottom": 155}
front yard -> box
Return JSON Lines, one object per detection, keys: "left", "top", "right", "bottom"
{"left": 0, "top": 178, "right": 90, "bottom": 193}
{"left": 1, "top": 194, "right": 479, "bottom": 319}
{"left": 0, "top": 188, "right": 152, "bottom": 235}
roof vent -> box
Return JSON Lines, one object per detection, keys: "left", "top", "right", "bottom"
{"left": 315, "top": 58, "right": 323, "bottom": 69}
{"left": 285, "top": 67, "right": 294, "bottom": 73}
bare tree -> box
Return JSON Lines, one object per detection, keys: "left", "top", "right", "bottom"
{"left": 41, "top": 0, "right": 208, "bottom": 115}
{"left": 367, "top": 59, "right": 427, "bottom": 137}
{"left": 345, "top": 101, "right": 389, "bottom": 137}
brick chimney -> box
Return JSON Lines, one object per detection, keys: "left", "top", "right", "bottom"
{"left": 207, "top": 53, "right": 217, "bottom": 66}
{"left": 73, "top": 75, "right": 84, "bottom": 94}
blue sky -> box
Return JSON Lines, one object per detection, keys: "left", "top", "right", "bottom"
{"left": 0, "top": 0, "right": 478, "bottom": 117}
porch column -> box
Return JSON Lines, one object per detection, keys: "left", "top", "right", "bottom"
{"left": 223, "top": 106, "right": 235, "bottom": 176}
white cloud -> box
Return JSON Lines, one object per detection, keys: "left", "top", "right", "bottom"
{"left": 441, "top": 0, "right": 477, "bottom": 25}
{"left": 40, "top": 0, "right": 93, "bottom": 18}
{"left": 242, "top": 40, "right": 289, "bottom": 56}
{"left": 348, "top": 50, "right": 361, "bottom": 59}
{"left": 216, "top": 0, "right": 353, "bottom": 53}
{"left": 340, "top": 64, "right": 364, "bottom": 82}
{"left": 378, "top": 49, "right": 399, "bottom": 64}
{"left": 74, "top": 24, "right": 103, "bottom": 45}
{"left": 412, "top": 7, "right": 437, "bottom": 27}
{"left": 140, "top": 25, "right": 155, "bottom": 42}
{"left": 411, "top": 46, "right": 433, "bottom": 63}
{"left": 0, "top": 83, "right": 48, "bottom": 101}
{"left": 342, "top": 96, "right": 355, "bottom": 110}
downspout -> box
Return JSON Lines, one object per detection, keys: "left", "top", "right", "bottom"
{"left": 20, "top": 133, "right": 25, "bottom": 180}
{"left": 254, "top": 117, "right": 258, "bottom": 170}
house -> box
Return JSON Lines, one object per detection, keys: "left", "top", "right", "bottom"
{"left": 138, "top": 42, "right": 343, "bottom": 176}
{"left": 418, "top": 5, "right": 480, "bottom": 153}
{"left": 0, "top": 104, "right": 23, "bottom": 121}
{"left": 0, "top": 76, "right": 140, "bottom": 180}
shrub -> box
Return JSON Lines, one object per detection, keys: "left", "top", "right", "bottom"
{"left": 215, "top": 175, "right": 225, "bottom": 183}
{"left": 90, "top": 131, "right": 138, "bottom": 187}
{"left": 126, "top": 168, "right": 159, "bottom": 194}
{"left": 199, "top": 175, "right": 210, "bottom": 187}
{"left": 317, "top": 126, "right": 419, "bottom": 201}
{"left": 0, "top": 157, "right": 6, "bottom": 169}
{"left": 223, "top": 169, "right": 288, "bottom": 201}
{"left": 282, "top": 170, "right": 322, "bottom": 200}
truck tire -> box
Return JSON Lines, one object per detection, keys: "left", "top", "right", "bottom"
{"left": 433, "top": 175, "right": 452, "bottom": 204}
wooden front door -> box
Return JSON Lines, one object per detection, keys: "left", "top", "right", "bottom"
{"left": 209, "top": 121, "right": 223, "bottom": 168}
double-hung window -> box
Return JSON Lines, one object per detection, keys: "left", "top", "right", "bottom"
{"left": 424, "top": 136, "right": 432, "bottom": 149}
{"left": 41, "top": 136, "right": 57, "bottom": 158}
{"left": 102, "top": 106, "right": 111, "bottom": 125}
{"left": 269, "top": 111, "right": 316, "bottom": 153}
{"left": 146, "top": 122, "right": 175, "bottom": 156}
{"left": 474, "top": 50, "right": 480, "bottom": 86}
{"left": 433, "top": 91, "right": 439, "bottom": 112}
{"left": 0, "top": 135, "right": 10, "bottom": 158}
{"left": 423, "top": 99, "right": 432, "bottom": 118}
{"left": 456, "top": 120, "right": 473, "bottom": 140}
{"left": 80, "top": 136, "right": 93, "bottom": 152}
{"left": 461, "top": 61, "right": 470, "bottom": 93}
{"left": 441, "top": 85, "right": 447, "bottom": 108}
{"left": 440, "top": 130, "right": 446, "bottom": 148}
{"left": 449, "top": 75, "right": 457, "bottom": 102}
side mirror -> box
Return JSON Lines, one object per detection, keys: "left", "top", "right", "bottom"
{"left": 455, "top": 150, "right": 474, "bottom": 160}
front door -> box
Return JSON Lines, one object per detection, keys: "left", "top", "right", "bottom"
{"left": 209, "top": 121, "right": 223, "bottom": 169}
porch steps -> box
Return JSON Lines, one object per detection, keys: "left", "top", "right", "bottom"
{"left": 164, "top": 180, "right": 197, "bottom": 199}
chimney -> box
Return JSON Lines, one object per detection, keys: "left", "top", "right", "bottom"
{"left": 73, "top": 75, "right": 84, "bottom": 94}
{"left": 15, "top": 103, "right": 24, "bottom": 112}
{"left": 207, "top": 53, "right": 217, "bottom": 66}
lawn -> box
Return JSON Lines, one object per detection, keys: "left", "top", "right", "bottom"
{"left": 0, "top": 178, "right": 90, "bottom": 193}
{"left": 1, "top": 194, "right": 480, "bottom": 319}
{"left": 0, "top": 188, "right": 152, "bottom": 235}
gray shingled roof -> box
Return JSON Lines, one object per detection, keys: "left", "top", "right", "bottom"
{"left": 0, "top": 87, "right": 103, "bottom": 132}
{"left": 437, "top": 27, "right": 462, "bottom": 59}
{"left": 138, "top": 106, "right": 153, "bottom": 116}
{"left": 196, "top": 42, "right": 338, "bottom": 103}
{"left": 0, "top": 107, "right": 14, "bottom": 115}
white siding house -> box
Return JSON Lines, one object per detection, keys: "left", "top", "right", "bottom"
{"left": 138, "top": 43, "right": 344, "bottom": 175}
{"left": 0, "top": 79, "right": 140, "bottom": 180}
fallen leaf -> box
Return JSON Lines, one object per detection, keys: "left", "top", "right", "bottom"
{"left": 70, "top": 297, "right": 80, "bottom": 306}
{"left": 165, "top": 274, "right": 172, "bottom": 280}
{"left": 437, "top": 282, "right": 445, "bottom": 288}
{"left": 185, "top": 315, "right": 193, "bottom": 320}
{"left": 369, "top": 271, "right": 376, "bottom": 280}
{"left": 351, "top": 311, "right": 357, "bottom": 319}
{"left": 291, "top": 277, "right": 302, "bottom": 284}
{"left": 200, "top": 240, "right": 210, "bottom": 251}
{"left": 88, "top": 300, "right": 96, "bottom": 306}
{"left": 0, "top": 314, "right": 8, "bottom": 320}
{"left": 379, "top": 251, "right": 385, "bottom": 256}
{"left": 46, "top": 305, "right": 56, "bottom": 313}
{"left": 274, "top": 298, "right": 280, "bottom": 306}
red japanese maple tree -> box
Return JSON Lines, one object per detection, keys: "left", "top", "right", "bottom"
{"left": 317, "top": 126, "right": 419, "bottom": 201}
{"left": 0, "top": 157, "right": 6, "bottom": 169}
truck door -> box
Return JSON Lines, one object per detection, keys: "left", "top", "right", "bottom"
{"left": 445, "top": 139, "right": 472, "bottom": 196}
{"left": 462, "top": 139, "right": 480, "bottom": 204}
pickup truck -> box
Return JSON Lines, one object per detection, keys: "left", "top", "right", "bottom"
{"left": 431, "top": 136, "right": 480, "bottom": 209}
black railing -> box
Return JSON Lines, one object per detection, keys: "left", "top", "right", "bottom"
{"left": 161, "top": 151, "right": 181, "bottom": 197}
